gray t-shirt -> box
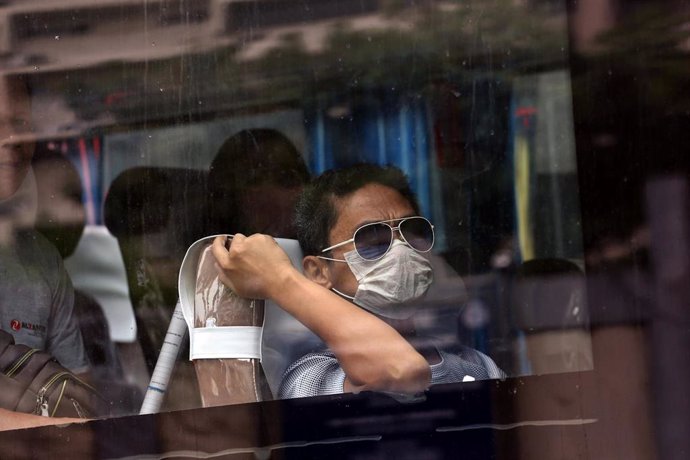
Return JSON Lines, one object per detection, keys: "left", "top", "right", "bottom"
{"left": 0, "top": 231, "right": 88, "bottom": 373}
{"left": 279, "top": 345, "right": 505, "bottom": 399}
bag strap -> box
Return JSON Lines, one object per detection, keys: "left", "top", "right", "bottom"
{"left": 0, "top": 330, "right": 15, "bottom": 357}
{"left": 0, "top": 331, "right": 35, "bottom": 373}
{"left": 0, "top": 331, "right": 55, "bottom": 382}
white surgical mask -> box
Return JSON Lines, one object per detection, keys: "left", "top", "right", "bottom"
{"left": 332, "top": 239, "right": 434, "bottom": 319}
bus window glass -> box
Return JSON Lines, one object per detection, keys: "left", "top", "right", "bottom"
{"left": 1, "top": 0, "right": 590, "bottom": 419}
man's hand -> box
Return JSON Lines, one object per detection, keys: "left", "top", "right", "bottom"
{"left": 211, "top": 233, "right": 296, "bottom": 300}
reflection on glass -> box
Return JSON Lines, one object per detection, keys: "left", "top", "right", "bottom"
{"left": 1, "top": 0, "right": 589, "bottom": 420}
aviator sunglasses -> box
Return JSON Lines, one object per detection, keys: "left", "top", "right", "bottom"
{"left": 321, "top": 216, "right": 435, "bottom": 261}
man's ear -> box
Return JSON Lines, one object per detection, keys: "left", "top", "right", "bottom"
{"left": 303, "top": 255, "right": 332, "bottom": 289}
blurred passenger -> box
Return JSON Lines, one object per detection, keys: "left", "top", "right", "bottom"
{"left": 32, "top": 149, "right": 85, "bottom": 258}
{"left": 32, "top": 150, "right": 130, "bottom": 406}
{"left": 212, "top": 164, "right": 504, "bottom": 399}
{"left": 0, "top": 78, "right": 35, "bottom": 242}
{"left": 512, "top": 258, "right": 592, "bottom": 375}
{"left": 0, "top": 76, "right": 89, "bottom": 376}
{"left": 208, "top": 128, "right": 310, "bottom": 238}
{"left": 104, "top": 165, "right": 206, "bottom": 412}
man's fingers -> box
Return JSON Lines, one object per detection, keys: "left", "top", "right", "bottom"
{"left": 211, "top": 233, "right": 252, "bottom": 269}
{"left": 211, "top": 236, "right": 230, "bottom": 265}
{"left": 214, "top": 262, "right": 236, "bottom": 291}
{"left": 212, "top": 235, "right": 228, "bottom": 250}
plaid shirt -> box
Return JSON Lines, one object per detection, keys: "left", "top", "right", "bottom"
{"left": 279, "top": 346, "right": 505, "bottom": 399}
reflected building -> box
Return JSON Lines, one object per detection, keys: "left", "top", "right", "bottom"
{"left": 0, "top": 1, "right": 568, "bottom": 135}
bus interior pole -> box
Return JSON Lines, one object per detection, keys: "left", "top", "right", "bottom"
{"left": 139, "top": 301, "right": 188, "bottom": 415}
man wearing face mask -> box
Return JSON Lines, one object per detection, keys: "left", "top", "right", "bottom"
{"left": 212, "top": 164, "right": 503, "bottom": 399}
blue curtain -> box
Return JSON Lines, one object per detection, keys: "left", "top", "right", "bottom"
{"left": 307, "top": 93, "right": 432, "bottom": 218}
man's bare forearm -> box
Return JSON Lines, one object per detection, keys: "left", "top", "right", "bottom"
{"left": 270, "top": 268, "right": 430, "bottom": 393}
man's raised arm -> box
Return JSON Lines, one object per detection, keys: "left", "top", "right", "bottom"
{"left": 211, "top": 234, "right": 430, "bottom": 394}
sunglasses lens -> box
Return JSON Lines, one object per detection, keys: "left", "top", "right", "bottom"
{"left": 400, "top": 217, "right": 434, "bottom": 252}
{"left": 354, "top": 223, "right": 393, "bottom": 260}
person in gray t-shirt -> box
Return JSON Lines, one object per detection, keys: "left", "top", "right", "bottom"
{"left": 0, "top": 74, "right": 88, "bottom": 374}
{"left": 0, "top": 230, "right": 88, "bottom": 373}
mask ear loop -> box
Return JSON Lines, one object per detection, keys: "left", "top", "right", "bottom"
{"left": 313, "top": 254, "right": 352, "bottom": 304}
{"left": 331, "top": 287, "right": 355, "bottom": 301}
{"left": 314, "top": 256, "right": 355, "bottom": 300}
{"left": 317, "top": 255, "right": 347, "bottom": 262}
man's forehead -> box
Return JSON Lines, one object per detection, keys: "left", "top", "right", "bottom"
{"left": 331, "top": 183, "right": 414, "bottom": 231}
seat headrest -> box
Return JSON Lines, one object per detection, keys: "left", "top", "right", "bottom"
{"left": 104, "top": 167, "right": 208, "bottom": 246}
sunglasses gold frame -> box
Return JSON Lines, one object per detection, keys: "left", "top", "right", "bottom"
{"left": 320, "top": 216, "right": 435, "bottom": 261}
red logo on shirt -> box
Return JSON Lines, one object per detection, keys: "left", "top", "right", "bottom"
{"left": 7, "top": 320, "right": 45, "bottom": 334}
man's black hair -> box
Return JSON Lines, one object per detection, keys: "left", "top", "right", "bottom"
{"left": 295, "top": 163, "right": 419, "bottom": 256}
